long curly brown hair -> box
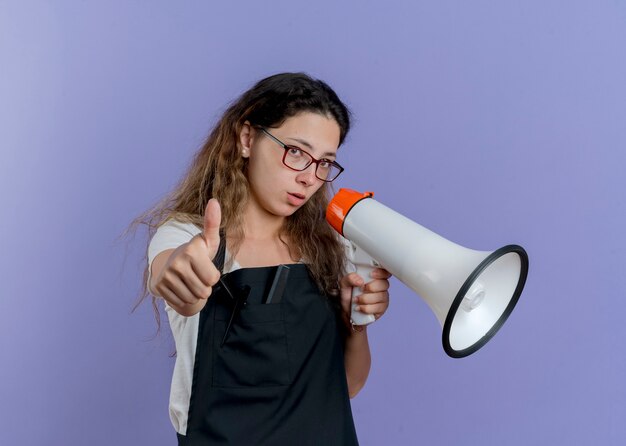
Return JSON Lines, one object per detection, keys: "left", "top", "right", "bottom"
{"left": 125, "top": 72, "right": 352, "bottom": 329}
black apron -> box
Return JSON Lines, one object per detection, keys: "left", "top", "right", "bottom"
{"left": 177, "top": 243, "right": 359, "bottom": 445}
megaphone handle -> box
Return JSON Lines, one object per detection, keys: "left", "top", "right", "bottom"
{"left": 350, "top": 264, "right": 377, "bottom": 326}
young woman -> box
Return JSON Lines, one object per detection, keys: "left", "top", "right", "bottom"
{"left": 139, "top": 72, "right": 390, "bottom": 445}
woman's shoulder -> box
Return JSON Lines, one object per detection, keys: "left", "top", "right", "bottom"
{"left": 148, "top": 217, "right": 202, "bottom": 264}
{"left": 158, "top": 217, "right": 202, "bottom": 234}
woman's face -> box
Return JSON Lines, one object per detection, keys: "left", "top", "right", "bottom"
{"left": 240, "top": 111, "right": 341, "bottom": 219}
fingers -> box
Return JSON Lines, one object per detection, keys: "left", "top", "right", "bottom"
{"left": 159, "top": 282, "right": 212, "bottom": 317}
{"left": 339, "top": 272, "right": 365, "bottom": 289}
{"left": 168, "top": 246, "right": 220, "bottom": 289}
{"left": 370, "top": 268, "right": 392, "bottom": 280}
{"left": 157, "top": 286, "right": 187, "bottom": 309}
{"left": 177, "top": 266, "right": 215, "bottom": 301}
{"left": 158, "top": 248, "right": 220, "bottom": 306}
{"left": 202, "top": 198, "right": 222, "bottom": 257}
{"left": 353, "top": 292, "right": 389, "bottom": 319}
{"left": 339, "top": 272, "right": 365, "bottom": 310}
{"left": 157, "top": 268, "right": 213, "bottom": 305}
{"left": 340, "top": 270, "right": 390, "bottom": 293}
{"left": 156, "top": 278, "right": 195, "bottom": 307}
{"left": 189, "top": 253, "right": 222, "bottom": 289}
{"left": 360, "top": 278, "right": 390, "bottom": 293}
{"left": 339, "top": 272, "right": 389, "bottom": 308}
{"left": 354, "top": 290, "right": 389, "bottom": 306}
{"left": 353, "top": 275, "right": 390, "bottom": 319}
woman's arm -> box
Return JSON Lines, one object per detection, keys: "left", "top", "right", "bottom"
{"left": 343, "top": 327, "right": 372, "bottom": 398}
{"left": 339, "top": 269, "right": 391, "bottom": 398}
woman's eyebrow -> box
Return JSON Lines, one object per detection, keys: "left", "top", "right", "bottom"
{"left": 288, "top": 137, "right": 337, "bottom": 158}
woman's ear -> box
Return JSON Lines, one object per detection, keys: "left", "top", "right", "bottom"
{"left": 239, "top": 121, "right": 254, "bottom": 158}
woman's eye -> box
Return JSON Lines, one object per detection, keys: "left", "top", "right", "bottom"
{"left": 287, "top": 147, "right": 303, "bottom": 157}
{"left": 318, "top": 160, "right": 331, "bottom": 169}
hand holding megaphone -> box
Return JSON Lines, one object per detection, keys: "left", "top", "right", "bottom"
{"left": 340, "top": 242, "right": 390, "bottom": 327}
{"left": 339, "top": 248, "right": 391, "bottom": 329}
{"left": 326, "top": 189, "right": 529, "bottom": 358}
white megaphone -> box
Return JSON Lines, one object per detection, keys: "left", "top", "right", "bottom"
{"left": 326, "top": 188, "right": 529, "bottom": 358}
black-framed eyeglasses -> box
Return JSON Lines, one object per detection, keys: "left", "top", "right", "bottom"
{"left": 255, "top": 126, "right": 344, "bottom": 182}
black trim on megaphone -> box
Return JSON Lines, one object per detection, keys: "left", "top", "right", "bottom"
{"left": 442, "top": 244, "right": 529, "bottom": 358}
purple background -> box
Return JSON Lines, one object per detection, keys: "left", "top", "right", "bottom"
{"left": 1, "top": 1, "right": 625, "bottom": 445}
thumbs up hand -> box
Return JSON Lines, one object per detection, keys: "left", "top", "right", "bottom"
{"left": 153, "top": 199, "right": 223, "bottom": 317}
{"left": 195, "top": 198, "right": 223, "bottom": 263}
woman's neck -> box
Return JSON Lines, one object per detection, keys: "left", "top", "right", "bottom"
{"left": 240, "top": 200, "right": 285, "bottom": 241}
{"left": 228, "top": 201, "right": 299, "bottom": 267}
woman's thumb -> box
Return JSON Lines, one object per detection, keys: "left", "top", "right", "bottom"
{"left": 202, "top": 198, "right": 222, "bottom": 255}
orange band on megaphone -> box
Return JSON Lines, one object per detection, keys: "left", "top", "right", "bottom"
{"left": 326, "top": 188, "right": 374, "bottom": 235}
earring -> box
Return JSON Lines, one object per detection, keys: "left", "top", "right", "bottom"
{"left": 241, "top": 149, "right": 249, "bottom": 157}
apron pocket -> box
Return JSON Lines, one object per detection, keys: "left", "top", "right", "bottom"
{"left": 212, "top": 303, "right": 291, "bottom": 388}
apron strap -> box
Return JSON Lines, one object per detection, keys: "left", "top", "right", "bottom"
{"left": 212, "top": 230, "right": 227, "bottom": 273}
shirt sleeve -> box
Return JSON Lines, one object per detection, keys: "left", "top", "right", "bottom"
{"left": 147, "top": 219, "right": 202, "bottom": 294}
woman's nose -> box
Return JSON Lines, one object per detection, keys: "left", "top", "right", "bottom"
{"left": 296, "top": 163, "right": 318, "bottom": 186}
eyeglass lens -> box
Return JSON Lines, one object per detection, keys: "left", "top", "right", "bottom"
{"left": 283, "top": 147, "right": 340, "bottom": 181}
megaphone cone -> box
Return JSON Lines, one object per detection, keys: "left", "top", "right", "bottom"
{"left": 326, "top": 188, "right": 529, "bottom": 358}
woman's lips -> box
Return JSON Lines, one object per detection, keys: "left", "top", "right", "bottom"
{"left": 287, "top": 192, "right": 306, "bottom": 206}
